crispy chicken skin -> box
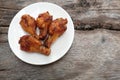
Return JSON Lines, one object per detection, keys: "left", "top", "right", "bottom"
{"left": 20, "top": 14, "right": 38, "bottom": 38}
{"left": 19, "top": 35, "right": 51, "bottom": 55}
{"left": 19, "top": 12, "right": 68, "bottom": 56}
{"left": 36, "top": 11, "right": 53, "bottom": 39}
{"left": 45, "top": 18, "right": 68, "bottom": 48}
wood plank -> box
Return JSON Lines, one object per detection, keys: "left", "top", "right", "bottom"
{"left": 64, "top": 0, "right": 120, "bottom": 10}
{"left": 0, "top": 34, "right": 7, "bottom": 43}
{"left": 1, "top": 9, "right": 120, "bottom": 30}
{"left": 0, "top": 30, "right": 120, "bottom": 80}
{"left": 0, "top": 0, "right": 120, "bottom": 10}
{"left": 72, "top": 10, "right": 120, "bottom": 30}
{"left": 0, "top": 0, "right": 73, "bottom": 10}
{"left": 0, "top": 27, "right": 8, "bottom": 34}
{"left": 0, "top": 9, "right": 18, "bottom": 27}
{"left": 63, "top": 0, "right": 120, "bottom": 30}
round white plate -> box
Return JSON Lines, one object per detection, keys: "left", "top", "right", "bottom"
{"left": 8, "top": 2, "right": 74, "bottom": 65}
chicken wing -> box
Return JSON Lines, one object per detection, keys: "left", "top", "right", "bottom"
{"left": 20, "top": 14, "right": 38, "bottom": 38}
{"left": 36, "top": 11, "right": 53, "bottom": 40}
{"left": 45, "top": 18, "right": 68, "bottom": 48}
{"left": 19, "top": 35, "right": 51, "bottom": 55}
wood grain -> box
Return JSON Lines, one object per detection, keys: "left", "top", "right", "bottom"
{"left": 63, "top": 0, "right": 120, "bottom": 30}
{"left": 0, "top": 0, "right": 120, "bottom": 80}
{"left": 0, "top": 34, "right": 7, "bottom": 43}
{"left": 0, "top": 27, "right": 8, "bottom": 34}
{"left": 0, "top": 30, "right": 120, "bottom": 80}
{"left": 1, "top": 0, "right": 120, "bottom": 30}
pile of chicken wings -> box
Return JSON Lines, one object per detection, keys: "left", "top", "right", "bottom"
{"left": 19, "top": 11, "right": 68, "bottom": 56}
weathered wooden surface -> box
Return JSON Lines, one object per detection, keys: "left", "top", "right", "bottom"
{"left": 1, "top": 0, "right": 120, "bottom": 30}
{"left": 0, "top": 30, "right": 120, "bottom": 80}
{"left": 0, "top": 0, "right": 120, "bottom": 80}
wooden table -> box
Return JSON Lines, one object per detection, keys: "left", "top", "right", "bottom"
{"left": 0, "top": 0, "right": 120, "bottom": 80}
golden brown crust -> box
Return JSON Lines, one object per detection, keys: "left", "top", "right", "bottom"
{"left": 20, "top": 14, "right": 38, "bottom": 38}
{"left": 36, "top": 11, "right": 53, "bottom": 39}
{"left": 19, "top": 35, "right": 50, "bottom": 55}
{"left": 19, "top": 12, "right": 68, "bottom": 56}
{"left": 45, "top": 18, "right": 68, "bottom": 48}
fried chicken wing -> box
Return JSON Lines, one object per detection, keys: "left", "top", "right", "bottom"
{"left": 19, "top": 12, "right": 68, "bottom": 56}
{"left": 20, "top": 14, "right": 38, "bottom": 38}
{"left": 45, "top": 18, "right": 68, "bottom": 48}
{"left": 36, "top": 11, "right": 53, "bottom": 39}
{"left": 19, "top": 35, "right": 51, "bottom": 55}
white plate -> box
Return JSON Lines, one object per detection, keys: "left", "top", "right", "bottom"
{"left": 8, "top": 2, "right": 74, "bottom": 65}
